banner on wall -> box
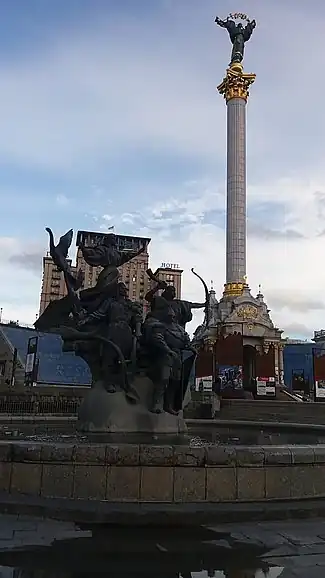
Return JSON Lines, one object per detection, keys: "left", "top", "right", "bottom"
{"left": 315, "top": 380, "right": 325, "bottom": 399}
{"left": 195, "top": 376, "right": 213, "bottom": 391}
{"left": 218, "top": 365, "right": 243, "bottom": 389}
{"left": 24, "top": 336, "right": 38, "bottom": 387}
{"left": 256, "top": 376, "right": 276, "bottom": 397}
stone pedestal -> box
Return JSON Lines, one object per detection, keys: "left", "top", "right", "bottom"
{"left": 77, "top": 378, "right": 187, "bottom": 434}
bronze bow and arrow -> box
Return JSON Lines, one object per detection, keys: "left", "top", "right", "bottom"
{"left": 191, "top": 268, "right": 210, "bottom": 328}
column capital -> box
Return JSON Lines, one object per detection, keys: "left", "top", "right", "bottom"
{"left": 217, "top": 64, "right": 256, "bottom": 103}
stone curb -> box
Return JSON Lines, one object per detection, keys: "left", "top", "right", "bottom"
{"left": 0, "top": 493, "right": 325, "bottom": 525}
{"left": 1, "top": 442, "right": 325, "bottom": 504}
{"left": 0, "top": 442, "right": 325, "bottom": 466}
{"left": 3, "top": 415, "right": 325, "bottom": 433}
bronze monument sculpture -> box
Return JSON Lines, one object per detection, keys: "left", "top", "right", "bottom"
{"left": 215, "top": 12, "right": 256, "bottom": 67}
{"left": 35, "top": 228, "right": 208, "bottom": 433}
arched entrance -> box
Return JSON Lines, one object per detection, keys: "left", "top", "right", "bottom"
{"left": 243, "top": 344, "right": 256, "bottom": 389}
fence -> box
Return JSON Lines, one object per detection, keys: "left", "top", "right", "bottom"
{"left": 0, "top": 395, "right": 82, "bottom": 415}
{"left": 0, "top": 319, "right": 35, "bottom": 329}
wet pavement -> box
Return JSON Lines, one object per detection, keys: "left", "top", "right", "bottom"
{"left": 0, "top": 515, "right": 323, "bottom": 575}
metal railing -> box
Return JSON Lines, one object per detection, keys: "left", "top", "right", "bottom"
{"left": 0, "top": 397, "right": 81, "bottom": 415}
{"left": 0, "top": 319, "right": 35, "bottom": 329}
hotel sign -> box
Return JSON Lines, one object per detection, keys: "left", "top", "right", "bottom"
{"left": 161, "top": 262, "right": 180, "bottom": 269}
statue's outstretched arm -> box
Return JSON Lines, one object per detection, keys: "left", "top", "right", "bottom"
{"left": 190, "top": 302, "right": 206, "bottom": 309}
{"left": 144, "top": 278, "right": 167, "bottom": 303}
{"left": 215, "top": 16, "right": 227, "bottom": 28}
{"left": 144, "top": 285, "right": 159, "bottom": 303}
{"left": 243, "top": 20, "right": 256, "bottom": 41}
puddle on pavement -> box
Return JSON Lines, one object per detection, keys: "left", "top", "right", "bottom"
{"left": 0, "top": 524, "right": 287, "bottom": 577}
{"left": 0, "top": 567, "right": 286, "bottom": 576}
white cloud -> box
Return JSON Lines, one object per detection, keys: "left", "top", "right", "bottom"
{"left": 134, "top": 174, "right": 325, "bottom": 339}
{"left": 56, "top": 194, "right": 69, "bottom": 206}
{"left": 0, "top": 237, "right": 45, "bottom": 326}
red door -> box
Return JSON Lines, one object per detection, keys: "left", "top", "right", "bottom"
{"left": 215, "top": 333, "right": 243, "bottom": 367}
{"left": 195, "top": 349, "right": 213, "bottom": 379}
{"left": 255, "top": 344, "right": 276, "bottom": 398}
{"left": 255, "top": 345, "right": 275, "bottom": 378}
{"left": 313, "top": 347, "right": 325, "bottom": 400}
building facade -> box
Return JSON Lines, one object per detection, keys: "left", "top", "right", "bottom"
{"left": 39, "top": 256, "right": 75, "bottom": 315}
{"left": 152, "top": 264, "right": 182, "bottom": 296}
{"left": 283, "top": 342, "right": 314, "bottom": 393}
{"left": 39, "top": 231, "right": 151, "bottom": 315}
{"left": 39, "top": 230, "right": 183, "bottom": 317}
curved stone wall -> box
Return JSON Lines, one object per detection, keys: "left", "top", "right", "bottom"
{"left": 0, "top": 442, "right": 324, "bottom": 503}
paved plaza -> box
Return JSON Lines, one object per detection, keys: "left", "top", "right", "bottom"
{"left": 0, "top": 514, "right": 323, "bottom": 575}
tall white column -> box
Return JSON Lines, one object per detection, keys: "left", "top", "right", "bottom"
{"left": 217, "top": 63, "right": 255, "bottom": 296}
{"left": 226, "top": 97, "right": 246, "bottom": 283}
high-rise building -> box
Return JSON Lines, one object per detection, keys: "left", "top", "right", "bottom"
{"left": 149, "top": 265, "right": 182, "bottom": 296}
{"left": 39, "top": 231, "right": 150, "bottom": 315}
{"left": 38, "top": 231, "right": 186, "bottom": 318}
{"left": 39, "top": 255, "right": 76, "bottom": 315}
{"left": 144, "top": 264, "right": 183, "bottom": 315}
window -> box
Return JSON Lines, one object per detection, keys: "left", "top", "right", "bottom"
{"left": 132, "top": 276, "right": 137, "bottom": 282}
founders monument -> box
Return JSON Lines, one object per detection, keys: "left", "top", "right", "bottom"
{"left": 194, "top": 14, "right": 284, "bottom": 393}
{"left": 35, "top": 229, "right": 199, "bottom": 433}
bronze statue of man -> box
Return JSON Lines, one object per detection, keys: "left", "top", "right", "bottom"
{"left": 145, "top": 281, "right": 205, "bottom": 329}
{"left": 215, "top": 15, "right": 256, "bottom": 66}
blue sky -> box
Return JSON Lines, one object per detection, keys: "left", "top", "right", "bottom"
{"left": 1, "top": 0, "right": 325, "bottom": 338}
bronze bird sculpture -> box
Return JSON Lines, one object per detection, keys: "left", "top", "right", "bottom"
{"left": 45, "top": 227, "right": 73, "bottom": 272}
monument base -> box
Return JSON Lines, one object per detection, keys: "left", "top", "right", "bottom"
{"left": 77, "top": 377, "right": 187, "bottom": 434}
{"left": 193, "top": 283, "right": 284, "bottom": 392}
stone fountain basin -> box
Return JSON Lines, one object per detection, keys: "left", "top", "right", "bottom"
{"left": 0, "top": 425, "right": 324, "bottom": 525}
